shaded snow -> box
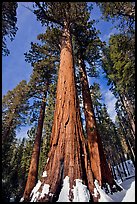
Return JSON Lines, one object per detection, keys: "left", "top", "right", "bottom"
{"left": 122, "top": 179, "right": 135, "bottom": 202}
{"left": 108, "top": 177, "right": 135, "bottom": 202}
{"left": 113, "top": 160, "right": 135, "bottom": 183}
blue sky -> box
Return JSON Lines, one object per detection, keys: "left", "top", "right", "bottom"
{"left": 2, "top": 2, "right": 118, "bottom": 139}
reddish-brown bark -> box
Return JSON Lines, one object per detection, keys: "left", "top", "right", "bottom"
{"left": 28, "top": 22, "right": 99, "bottom": 202}
{"left": 23, "top": 89, "right": 48, "bottom": 202}
{"left": 79, "top": 57, "right": 122, "bottom": 192}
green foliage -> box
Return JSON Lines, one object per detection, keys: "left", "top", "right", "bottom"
{"left": 97, "top": 2, "right": 135, "bottom": 34}
{"left": 34, "top": 2, "right": 90, "bottom": 29}
{"left": 2, "top": 80, "right": 30, "bottom": 141}
{"left": 2, "top": 2, "right": 18, "bottom": 56}
{"left": 90, "top": 83, "right": 102, "bottom": 109}
{"left": 102, "top": 33, "right": 135, "bottom": 103}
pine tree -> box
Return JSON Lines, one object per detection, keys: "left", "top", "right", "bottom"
{"left": 2, "top": 2, "right": 18, "bottom": 55}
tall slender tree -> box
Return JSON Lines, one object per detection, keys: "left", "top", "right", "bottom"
{"left": 22, "top": 35, "right": 58, "bottom": 201}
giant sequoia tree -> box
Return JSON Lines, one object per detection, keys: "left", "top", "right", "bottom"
{"left": 20, "top": 2, "right": 122, "bottom": 202}
{"left": 21, "top": 2, "right": 100, "bottom": 202}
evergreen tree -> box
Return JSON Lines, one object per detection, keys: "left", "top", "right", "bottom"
{"left": 22, "top": 28, "right": 58, "bottom": 201}
{"left": 2, "top": 2, "right": 18, "bottom": 55}
{"left": 97, "top": 2, "right": 135, "bottom": 34}
{"left": 2, "top": 80, "right": 30, "bottom": 144}
{"left": 23, "top": 2, "right": 103, "bottom": 202}
{"left": 90, "top": 84, "right": 131, "bottom": 181}
{"left": 2, "top": 80, "right": 30, "bottom": 201}
{"left": 102, "top": 34, "right": 135, "bottom": 137}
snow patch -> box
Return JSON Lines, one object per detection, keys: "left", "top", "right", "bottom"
{"left": 57, "top": 176, "right": 70, "bottom": 202}
{"left": 72, "top": 179, "right": 90, "bottom": 202}
{"left": 30, "top": 180, "right": 41, "bottom": 202}
{"left": 57, "top": 176, "right": 90, "bottom": 202}
{"left": 94, "top": 180, "right": 114, "bottom": 202}
{"left": 30, "top": 191, "right": 40, "bottom": 202}
{"left": 39, "top": 184, "right": 50, "bottom": 199}
{"left": 20, "top": 197, "right": 24, "bottom": 202}
{"left": 42, "top": 171, "right": 47, "bottom": 177}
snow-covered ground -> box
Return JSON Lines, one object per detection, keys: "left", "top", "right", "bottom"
{"left": 99, "top": 176, "right": 135, "bottom": 202}
{"left": 96, "top": 159, "right": 135, "bottom": 202}
{"left": 19, "top": 160, "right": 135, "bottom": 202}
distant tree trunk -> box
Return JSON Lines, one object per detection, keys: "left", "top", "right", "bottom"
{"left": 78, "top": 56, "right": 122, "bottom": 192}
{"left": 117, "top": 115, "right": 135, "bottom": 166}
{"left": 119, "top": 94, "right": 135, "bottom": 138}
{"left": 27, "top": 21, "right": 100, "bottom": 202}
{"left": 22, "top": 84, "right": 48, "bottom": 202}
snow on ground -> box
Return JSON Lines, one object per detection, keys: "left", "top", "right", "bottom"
{"left": 98, "top": 159, "right": 135, "bottom": 202}
{"left": 19, "top": 160, "right": 135, "bottom": 202}
{"left": 57, "top": 160, "right": 135, "bottom": 202}
{"left": 100, "top": 176, "right": 135, "bottom": 202}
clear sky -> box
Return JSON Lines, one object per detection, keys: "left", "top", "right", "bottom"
{"left": 2, "top": 2, "right": 119, "bottom": 139}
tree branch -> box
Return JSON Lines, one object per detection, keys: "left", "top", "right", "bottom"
{"left": 34, "top": 2, "right": 64, "bottom": 27}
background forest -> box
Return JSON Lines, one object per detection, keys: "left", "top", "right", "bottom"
{"left": 2, "top": 2, "right": 135, "bottom": 202}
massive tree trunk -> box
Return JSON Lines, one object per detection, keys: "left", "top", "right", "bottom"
{"left": 78, "top": 56, "right": 122, "bottom": 192}
{"left": 22, "top": 86, "right": 48, "bottom": 202}
{"left": 27, "top": 22, "right": 100, "bottom": 202}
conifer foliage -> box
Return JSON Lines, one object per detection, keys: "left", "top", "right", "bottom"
{"left": 2, "top": 2, "right": 18, "bottom": 55}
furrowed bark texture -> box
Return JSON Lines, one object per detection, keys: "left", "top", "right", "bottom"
{"left": 79, "top": 57, "right": 122, "bottom": 192}
{"left": 29, "top": 23, "right": 97, "bottom": 202}
{"left": 23, "top": 90, "right": 47, "bottom": 202}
